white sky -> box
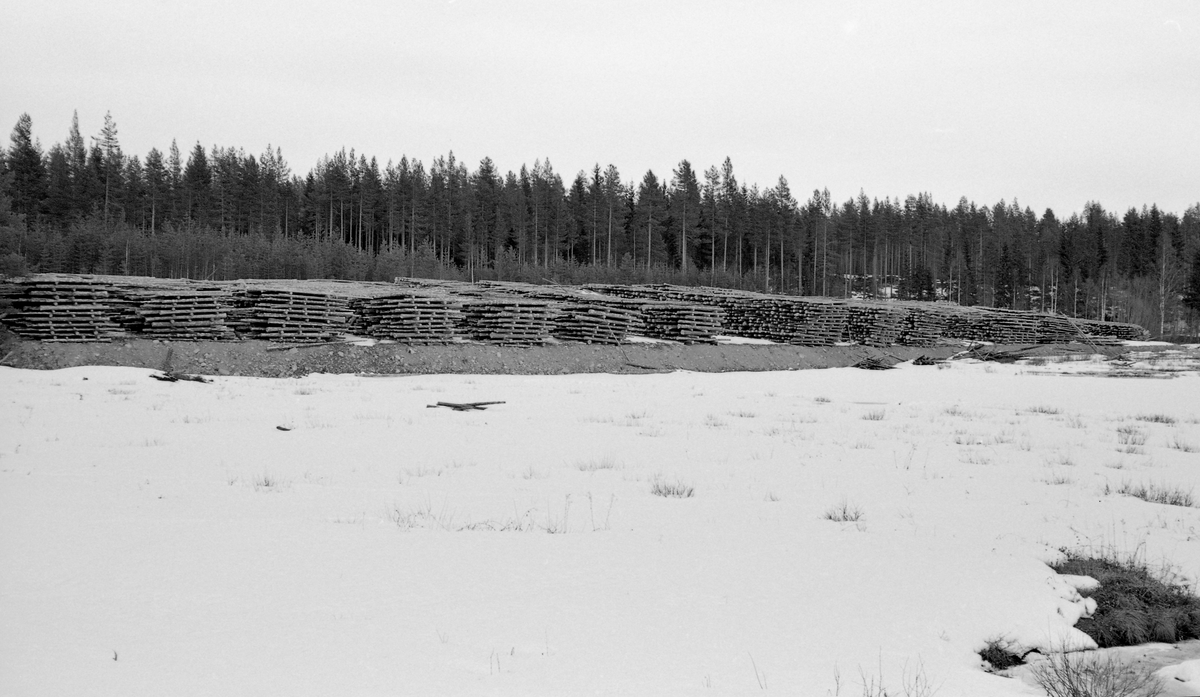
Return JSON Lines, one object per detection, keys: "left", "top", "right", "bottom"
{"left": 3, "top": 0, "right": 1198, "bottom": 215}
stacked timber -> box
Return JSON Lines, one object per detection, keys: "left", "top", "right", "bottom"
{"left": 639, "top": 302, "right": 724, "bottom": 344}
{"left": 896, "top": 303, "right": 951, "bottom": 346}
{"left": 1036, "top": 314, "right": 1080, "bottom": 343}
{"left": 122, "top": 290, "right": 235, "bottom": 340}
{"left": 790, "top": 299, "right": 851, "bottom": 346}
{"left": 460, "top": 299, "right": 557, "bottom": 345}
{"left": 979, "top": 309, "right": 1041, "bottom": 344}
{"left": 0, "top": 277, "right": 123, "bottom": 341}
{"left": 552, "top": 302, "right": 644, "bottom": 344}
{"left": 844, "top": 303, "right": 910, "bottom": 347}
{"left": 235, "top": 288, "right": 353, "bottom": 342}
{"left": 1074, "top": 319, "right": 1149, "bottom": 342}
{"left": 357, "top": 294, "right": 463, "bottom": 343}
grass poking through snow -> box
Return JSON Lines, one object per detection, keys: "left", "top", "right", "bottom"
{"left": 1052, "top": 549, "right": 1200, "bottom": 647}
{"left": 824, "top": 498, "right": 865, "bottom": 522}
{"left": 1105, "top": 481, "right": 1196, "bottom": 507}
{"left": 978, "top": 637, "right": 1026, "bottom": 671}
{"left": 650, "top": 477, "right": 694, "bottom": 499}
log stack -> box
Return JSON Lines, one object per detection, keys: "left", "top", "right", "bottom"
{"left": 120, "top": 290, "right": 235, "bottom": 341}
{"left": 1074, "top": 319, "right": 1149, "bottom": 342}
{"left": 1036, "top": 314, "right": 1080, "bottom": 343}
{"left": 978, "top": 309, "right": 1041, "bottom": 344}
{"left": 0, "top": 277, "right": 123, "bottom": 342}
{"left": 0, "top": 274, "right": 1158, "bottom": 348}
{"left": 357, "top": 294, "right": 463, "bottom": 343}
{"left": 460, "top": 299, "right": 558, "bottom": 346}
{"left": 639, "top": 302, "right": 724, "bottom": 344}
{"left": 789, "top": 299, "right": 851, "bottom": 346}
{"left": 844, "top": 302, "right": 910, "bottom": 347}
{"left": 552, "top": 302, "right": 644, "bottom": 344}
{"left": 234, "top": 288, "right": 353, "bottom": 342}
{"left": 896, "top": 303, "right": 950, "bottom": 346}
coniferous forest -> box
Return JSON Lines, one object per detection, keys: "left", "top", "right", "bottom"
{"left": 2, "top": 111, "right": 1199, "bottom": 337}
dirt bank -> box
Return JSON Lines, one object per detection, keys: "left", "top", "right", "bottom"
{"left": 0, "top": 327, "right": 1015, "bottom": 378}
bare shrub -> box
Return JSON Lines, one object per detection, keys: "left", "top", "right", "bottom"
{"left": 1030, "top": 650, "right": 1163, "bottom": 697}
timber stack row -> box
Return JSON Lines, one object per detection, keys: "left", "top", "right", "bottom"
{"left": 231, "top": 289, "right": 353, "bottom": 342}
{"left": 118, "top": 290, "right": 235, "bottom": 341}
{"left": 0, "top": 274, "right": 1150, "bottom": 347}
{"left": 460, "top": 299, "right": 558, "bottom": 346}
{"left": 355, "top": 294, "right": 463, "bottom": 344}
{"left": 0, "top": 277, "right": 122, "bottom": 342}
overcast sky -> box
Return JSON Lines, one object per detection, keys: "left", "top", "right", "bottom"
{"left": 3, "top": 0, "right": 1197, "bottom": 215}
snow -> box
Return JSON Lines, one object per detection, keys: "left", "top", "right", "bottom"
{"left": 715, "top": 335, "right": 777, "bottom": 345}
{"left": 1159, "top": 658, "right": 1200, "bottom": 691}
{"left": 2, "top": 356, "right": 1199, "bottom": 696}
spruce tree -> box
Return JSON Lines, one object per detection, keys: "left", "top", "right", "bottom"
{"left": 6, "top": 113, "right": 46, "bottom": 220}
{"left": 1183, "top": 248, "right": 1200, "bottom": 318}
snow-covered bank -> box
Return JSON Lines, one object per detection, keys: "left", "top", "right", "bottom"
{"left": 1, "top": 358, "right": 1198, "bottom": 696}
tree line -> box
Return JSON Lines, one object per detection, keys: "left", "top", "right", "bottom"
{"left": 2, "top": 111, "right": 1199, "bottom": 336}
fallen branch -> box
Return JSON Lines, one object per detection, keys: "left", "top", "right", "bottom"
{"left": 265, "top": 340, "right": 352, "bottom": 352}
{"left": 852, "top": 356, "right": 896, "bottom": 370}
{"left": 427, "top": 401, "right": 506, "bottom": 411}
{"left": 151, "top": 371, "right": 211, "bottom": 383}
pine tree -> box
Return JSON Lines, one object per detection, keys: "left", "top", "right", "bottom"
{"left": 668, "top": 160, "right": 701, "bottom": 271}
{"left": 96, "top": 111, "right": 123, "bottom": 224}
{"left": 6, "top": 113, "right": 46, "bottom": 220}
{"left": 44, "top": 145, "right": 73, "bottom": 222}
{"left": 601, "top": 164, "right": 623, "bottom": 267}
{"left": 167, "top": 140, "right": 183, "bottom": 221}
{"left": 144, "top": 147, "right": 167, "bottom": 235}
{"left": 65, "top": 111, "right": 89, "bottom": 215}
{"left": 183, "top": 142, "right": 212, "bottom": 225}
{"left": 632, "top": 170, "right": 667, "bottom": 270}
{"left": 1183, "top": 247, "right": 1200, "bottom": 319}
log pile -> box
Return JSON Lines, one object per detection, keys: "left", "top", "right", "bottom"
{"left": 0, "top": 277, "right": 123, "bottom": 342}
{"left": 800, "top": 300, "right": 853, "bottom": 345}
{"left": 975, "top": 309, "right": 1041, "bottom": 344}
{"left": 1036, "top": 315, "right": 1080, "bottom": 344}
{"left": 844, "top": 303, "right": 910, "bottom": 347}
{"left": 1074, "top": 319, "right": 1149, "bottom": 342}
{"left": 552, "top": 302, "right": 644, "bottom": 344}
{"left": 460, "top": 299, "right": 558, "bottom": 345}
{"left": 233, "top": 288, "right": 353, "bottom": 342}
{"left": 119, "top": 290, "right": 235, "bottom": 341}
{"left": 0, "top": 274, "right": 1157, "bottom": 348}
{"left": 639, "top": 302, "right": 724, "bottom": 344}
{"left": 896, "top": 303, "right": 951, "bottom": 346}
{"left": 357, "top": 294, "right": 463, "bottom": 343}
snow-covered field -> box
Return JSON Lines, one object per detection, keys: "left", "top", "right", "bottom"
{"left": 2, "top": 352, "right": 1198, "bottom": 696}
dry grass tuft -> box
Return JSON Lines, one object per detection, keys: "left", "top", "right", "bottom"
{"left": 651, "top": 477, "right": 694, "bottom": 499}
{"left": 1105, "top": 480, "right": 1195, "bottom": 507}
{"left": 824, "top": 498, "right": 865, "bottom": 522}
